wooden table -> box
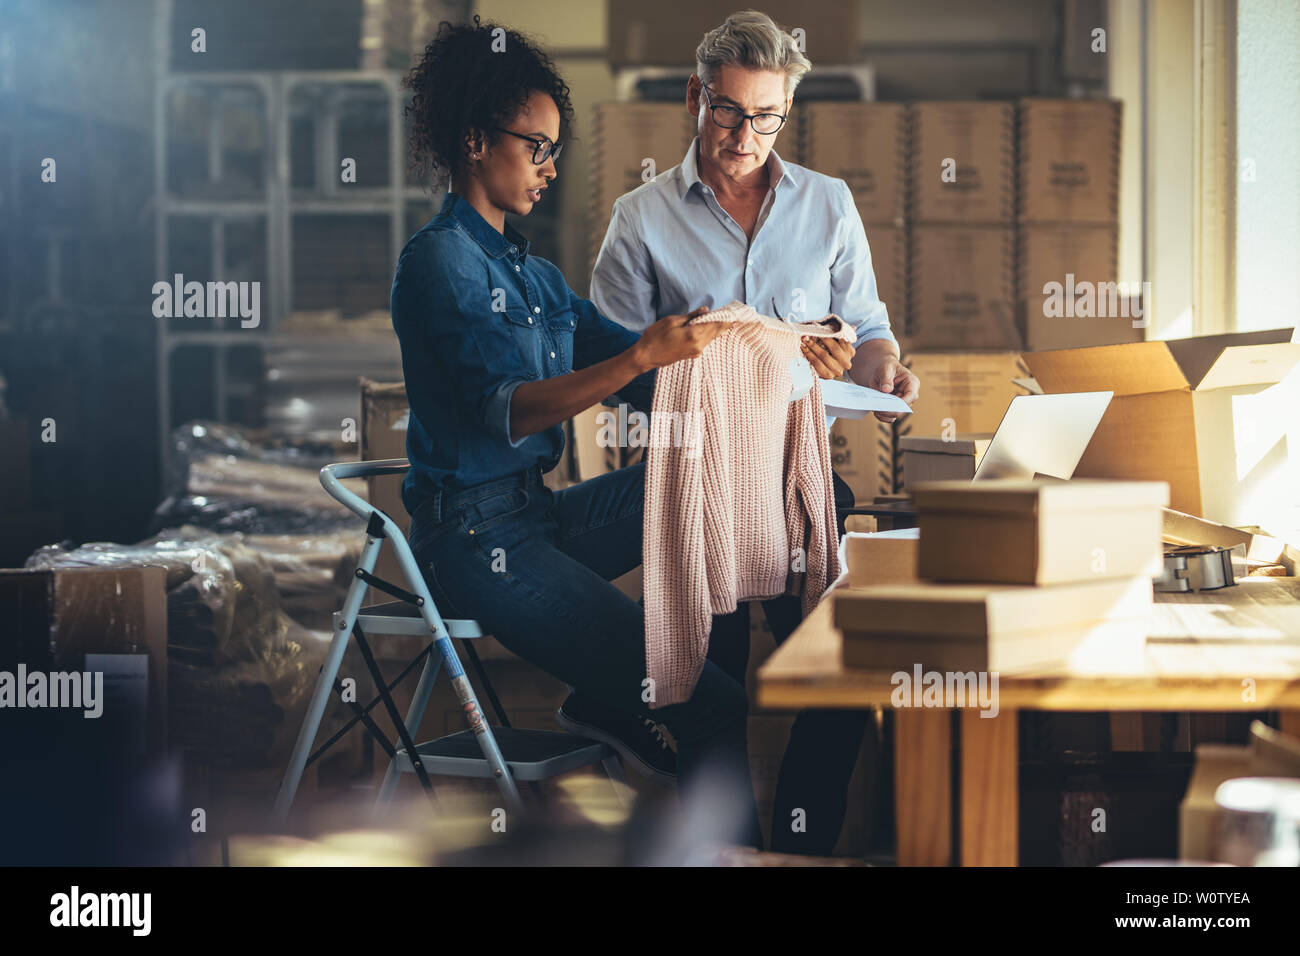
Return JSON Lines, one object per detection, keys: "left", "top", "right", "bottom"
{"left": 756, "top": 576, "right": 1300, "bottom": 866}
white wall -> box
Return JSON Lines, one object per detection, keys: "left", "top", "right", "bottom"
{"left": 1236, "top": 0, "right": 1300, "bottom": 334}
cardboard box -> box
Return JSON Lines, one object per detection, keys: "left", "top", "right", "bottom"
{"left": 1175, "top": 726, "right": 1300, "bottom": 862}
{"left": 912, "top": 479, "right": 1168, "bottom": 585}
{"left": 0, "top": 566, "right": 168, "bottom": 756}
{"left": 1179, "top": 744, "right": 1251, "bottom": 861}
{"left": 1018, "top": 98, "right": 1122, "bottom": 223}
{"left": 1023, "top": 329, "right": 1300, "bottom": 525}
{"left": 898, "top": 351, "right": 1030, "bottom": 437}
{"left": 910, "top": 102, "right": 1015, "bottom": 224}
{"left": 801, "top": 102, "right": 907, "bottom": 226}
{"left": 1250, "top": 721, "right": 1300, "bottom": 777}
{"left": 570, "top": 403, "right": 618, "bottom": 482}
{"left": 1018, "top": 223, "right": 1142, "bottom": 350}
{"left": 844, "top": 529, "right": 920, "bottom": 587}
{"left": 360, "top": 378, "right": 412, "bottom": 604}
{"left": 835, "top": 574, "right": 1153, "bottom": 672}
{"left": 607, "top": 1, "right": 859, "bottom": 68}
{"left": 589, "top": 103, "right": 695, "bottom": 274}
{"left": 829, "top": 417, "right": 897, "bottom": 504}
{"left": 867, "top": 224, "right": 907, "bottom": 343}
{"left": 909, "top": 225, "right": 1019, "bottom": 350}
{"left": 899, "top": 436, "right": 991, "bottom": 488}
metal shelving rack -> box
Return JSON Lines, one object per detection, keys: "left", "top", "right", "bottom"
{"left": 151, "top": 0, "right": 436, "bottom": 484}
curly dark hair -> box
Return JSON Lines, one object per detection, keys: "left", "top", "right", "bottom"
{"left": 403, "top": 16, "right": 576, "bottom": 184}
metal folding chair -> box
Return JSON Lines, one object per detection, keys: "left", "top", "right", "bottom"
{"left": 272, "top": 459, "right": 625, "bottom": 825}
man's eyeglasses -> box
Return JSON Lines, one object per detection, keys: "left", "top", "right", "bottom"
{"left": 700, "top": 84, "right": 787, "bottom": 135}
{"left": 492, "top": 127, "right": 564, "bottom": 165}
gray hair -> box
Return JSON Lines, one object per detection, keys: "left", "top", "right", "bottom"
{"left": 695, "top": 10, "right": 813, "bottom": 101}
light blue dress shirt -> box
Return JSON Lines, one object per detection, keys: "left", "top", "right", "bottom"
{"left": 590, "top": 135, "right": 898, "bottom": 409}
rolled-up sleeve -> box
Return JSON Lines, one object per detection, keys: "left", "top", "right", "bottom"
{"left": 590, "top": 197, "right": 659, "bottom": 334}
{"left": 390, "top": 234, "right": 530, "bottom": 447}
{"left": 568, "top": 290, "right": 658, "bottom": 414}
{"left": 830, "top": 180, "right": 898, "bottom": 351}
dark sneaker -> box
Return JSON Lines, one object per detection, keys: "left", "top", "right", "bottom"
{"left": 555, "top": 694, "right": 677, "bottom": 786}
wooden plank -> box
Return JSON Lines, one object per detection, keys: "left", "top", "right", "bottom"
{"left": 960, "top": 708, "right": 1018, "bottom": 866}
{"left": 757, "top": 577, "right": 1300, "bottom": 712}
{"left": 895, "top": 708, "right": 951, "bottom": 866}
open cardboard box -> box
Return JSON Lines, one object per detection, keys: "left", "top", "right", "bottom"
{"left": 1023, "top": 329, "right": 1300, "bottom": 529}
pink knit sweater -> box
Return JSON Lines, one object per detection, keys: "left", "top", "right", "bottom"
{"left": 643, "top": 300, "right": 855, "bottom": 708}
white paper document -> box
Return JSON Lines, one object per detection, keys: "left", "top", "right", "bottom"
{"left": 820, "top": 379, "right": 913, "bottom": 419}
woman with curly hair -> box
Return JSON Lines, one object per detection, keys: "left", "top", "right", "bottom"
{"left": 393, "top": 17, "right": 761, "bottom": 847}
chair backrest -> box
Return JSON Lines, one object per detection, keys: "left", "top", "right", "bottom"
{"left": 321, "top": 457, "right": 474, "bottom": 637}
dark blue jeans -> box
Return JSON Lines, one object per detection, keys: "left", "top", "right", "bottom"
{"left": 409, "top": 462, "right": 762, "bottom": 849}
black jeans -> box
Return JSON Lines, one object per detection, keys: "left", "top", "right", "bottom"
{"left": 706, "top": 469, "right": 876, "bottom": 855}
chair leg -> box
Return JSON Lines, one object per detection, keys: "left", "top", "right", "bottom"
{"left": 601, "top": 755, "right": 629, "bottom": 807}
{"left": 389, "top": 527, "right": 525, "bottom": 813}
{"left": 373, "top": 649, "right": 442, "bottom": 818}
{"left": 272, "top": 598, "right": 359, "bottom": 825}
{"left": 274, "top": 531, "right": 387, "bottom": 823}
{"left": 351, "top": 621, "right": 436, "bottom": 801}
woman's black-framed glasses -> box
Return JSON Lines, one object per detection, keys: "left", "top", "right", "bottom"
{"left": 492, "top": 127, "right": 564, "bottom": 165}
{"left": 700, "top": 84, "right": 787, "bottom": 135}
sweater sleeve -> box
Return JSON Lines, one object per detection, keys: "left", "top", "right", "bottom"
{"left": 785, "top": 377, "right": 842, "bottom": 616}
{"left": 642, "top": 352, "right": 712, "bottom": 710}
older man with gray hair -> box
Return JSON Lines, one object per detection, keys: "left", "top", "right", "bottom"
{"left": 591, "top": 9, "right": 917, "bottom": 856}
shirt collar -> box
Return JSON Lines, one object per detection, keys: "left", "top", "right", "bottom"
{"left": 678, "top": 135, "right": 797, "bottom": 201}
{"left": 441, "top": 190, "right": 531, "bottom": 262}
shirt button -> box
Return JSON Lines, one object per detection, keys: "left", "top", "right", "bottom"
{"left": 533, "top": 306, "right": 541, "bottom": 314}
{"left": 549, "top": 351, "right": 556, "bottom": 358}
{"left": 515, "top": 265, "right": 520, "bottom": 272}
{"left": 747, "top": 259, "right": 754, "bottom": 267}
{"left": 527, "top": 316, "right": 533, "bottom": 324}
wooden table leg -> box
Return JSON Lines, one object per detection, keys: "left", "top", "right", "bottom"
{"left": 894, "top": 708, "right": 951, "bottom": 866}
{"left": 960, "top": 707, "right": 1018, "bottom": 867}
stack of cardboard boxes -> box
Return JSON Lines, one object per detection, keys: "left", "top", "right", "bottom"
{"left": 909, "top": 102, "right": 1019, "bottom": 351}
{"left": 573, "top": 102, "right": 698, "bottom": 482}
{"left": 1017, "top": 99, "right": 1133, "bottom": 351}
{"left": 586, "top": 102, "right": 696, "bottom": 287}
{"left": 797, "top": 103, "right": 909, "bottom": 503}
{"left": 835, "top": 479, "right": 1168, "bottom": 674}
{"left": 795, "top": 98, "right": 1136, "bottom": 500}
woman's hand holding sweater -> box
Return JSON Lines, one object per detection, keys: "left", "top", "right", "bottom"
{"left": 630, "top": 307, "right": 725, "bottom": 373}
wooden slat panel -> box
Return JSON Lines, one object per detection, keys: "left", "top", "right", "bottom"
{"left": 895, "top": 709, "right": 951, "bottom": 866}
{"left": 960, "top": 709, "right": 1019, "bottom": 866}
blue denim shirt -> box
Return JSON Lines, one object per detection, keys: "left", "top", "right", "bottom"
{"left": 391, "top": 190, "right": 653, "bottom": 517}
